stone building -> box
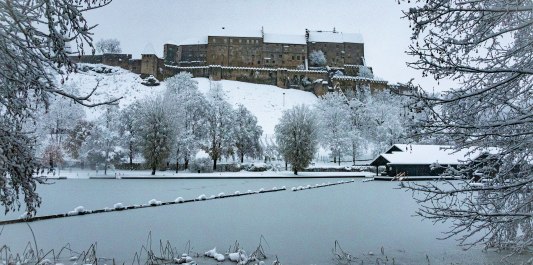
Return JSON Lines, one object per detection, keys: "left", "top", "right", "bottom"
{"left": 306, "top": 30, "right": 365, "bottom": 67}
{"left": 262, "top": 33, "right": 307, "bottom": 68}
{"left": 164, "top": 28, "right": 364, "bottom": 69}
{"left": 70, "top": 28, "right": 400, "bottom": 96}
{"left": 206, "top": 29, "right": 263, "bottom": 66}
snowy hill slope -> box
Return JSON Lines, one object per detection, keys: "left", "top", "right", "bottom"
{"left": 60, "top": 64, "right": 166, "bottom": 120}
{"left": 60, "top": 65, "right": 317, "bottom": 135}
{"left": 195, "top": 78, "right": 317, "bottom": 135}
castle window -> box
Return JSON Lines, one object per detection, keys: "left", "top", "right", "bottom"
{"left": 302, "top": 55, "right": 305, "bottom": 60}
{"left": 239, "top": 39, "right": 242, "bottom": 43}
{"left": 292, "top": 55, "right": 295, "bottom": 60}
{"left": 230, "top": 39, "right": 233, "bottom": 43}
{"left": 297, "top": 55, "right": 300, "bottom": 60}
{"left": 258, "top": 60, "right": 261, "bottom": 64}
{"left": 279, "top": 54, "right": 282, "bottom": 58}
{"left": 272, "top": 60, "right": 275, "bottom": 64}
{"left": 246, "top": 39, "right": 249, "bottom": 44}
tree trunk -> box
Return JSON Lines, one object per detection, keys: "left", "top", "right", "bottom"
{"left": 184, "top": 159, "right": 189, "bottom": 170}
{"left": 175, "top": 149, "right": 179, "bottom": 173}
{"left": 338, "top": 151, "right": 341, "bottom": 166}
{"left": 240, "top": 153, "right": 244, "bottom": 163}
{"left": 352, "top": 142, "right": 356, "bottom": 165}
{"left": 151, "top": 167, "right": 156, "bottom": 175}
{"left": 293, "top": 169, "right": 298, "bottom": 175}
{"left": 213, "top": 158, "right": 217, "bottom": 170}
{"left": 129, "top": 143, "right": 133, "bottom": 168}
{"left": 285, "top": 160, "right": 288, "bottom": 170}
{"left": 333, "top": 156, "right": 337, "bottom": 164}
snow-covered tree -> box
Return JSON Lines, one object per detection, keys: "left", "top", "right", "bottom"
{"left": 37, "top": 90, "right": 86, "bottom": 147}
{"left": 0, "top": 0, "right": 113, "bottom": 214}
{"left": 95, "top": 38, "right": 122, "bottom": 54}
{"left": 137, "top": 97, "right": 173, "bottom": 175}
{"left": 358, "top": 66, "right": 374, "bottom": 79}
{"left": 164, "top": 72, "right": 208, "bottom": 171}
{"left": 315, "top": 91, "right": 351, "bottom": 165}
{"left": 365, "top": 90, "right": 408, "bottom": 155}
{"left": 83, "top": 105, "right": 122, "bottom": 175}
{"left": 202, "top": 81, "right": 235, "bottom": 170}
{"left": 234, "top": 104, "right": 263, "bottom": 163}
{"left": 118, "top": 102, "right": 141, "bottom": 168}
{"left": 309, "top": 50, "right": 327, "bottom": 67}
{"left": 275, "top": 105, "right": 319, "bottom": 175}
{"left": 399, "top": 0, "right": 533, "bottom": 253}
{"left": 261, "top": 135, "right": 279, "bottom": 163}
{"left": 64, "top": 120, "right": 94, "bottom": 161}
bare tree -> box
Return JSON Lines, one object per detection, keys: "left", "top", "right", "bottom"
{"left": 95, "top": 38, "right": 122, "bottom": 54}
{"left": 0, "top": 0, "right": 115, "bottom": 215}
{"left": 399, "top": 0, "right": 533, "bottom": 253}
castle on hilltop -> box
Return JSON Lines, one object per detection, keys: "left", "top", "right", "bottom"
{"left": 72, "top": 28, "right": 404, "bottom": 95}
{"left": 163, "top": 28, "right": 364, "bottom": 68}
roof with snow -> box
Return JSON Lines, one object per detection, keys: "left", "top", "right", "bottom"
{"left": 208, "top": 28, "right": 262, "bottom": 38}
{"left": 179, "top": 36, "right": 208, "bottom": 45}
{"left": 308, "top": 31, "right": 364, "bottom": 44}
{"left": 371, "top": 144, "right": 498, "bottom": 166}
{"left": 263, "top": 33, "right": 306, "bottom": 45}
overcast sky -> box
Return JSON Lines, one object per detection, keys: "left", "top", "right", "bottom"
{"left": 85, "top": 0, "right": 450, "bottom": 91}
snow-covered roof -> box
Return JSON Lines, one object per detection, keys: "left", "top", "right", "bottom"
{"left": 208, "top": 28, "right": 262, "bottom": 38}
{"left": 308, "top": 31, "right": 364, "bottom": 44}
{"left": 372, "top": 144, "right": 498, "bottom": 165}
{"left": 263, "top": 33, "right": 306, "bottom": 45}
{"left": 179, "top": 36, "right": 208, "bottom": 45}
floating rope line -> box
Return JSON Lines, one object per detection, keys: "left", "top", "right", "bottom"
{"left": 0, "top": 188, "right": 287, "bottom": 226}
{"left": 291, "top": 179, "right": 355, "bottom": 191}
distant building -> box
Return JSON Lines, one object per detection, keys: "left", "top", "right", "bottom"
{"left": 164, "top": 28, "right": 364, "bottom": 68}
{"left": 71, "top": 28, "right": 397, "bottom": 95}
{"left": 370, "top": 144, "right": 496, "bottom": 177}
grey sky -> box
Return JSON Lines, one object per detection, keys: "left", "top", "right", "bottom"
{"left": 85, "top": 0, "right": 449, "bottom": 91}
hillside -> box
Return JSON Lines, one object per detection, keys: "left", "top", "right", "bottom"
{"left": 61, "top": 64, "right": 318, "bottom": 135}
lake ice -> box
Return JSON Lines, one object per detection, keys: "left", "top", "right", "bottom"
{"left": 0, "top": 179, "right": 528, "bottom": 264}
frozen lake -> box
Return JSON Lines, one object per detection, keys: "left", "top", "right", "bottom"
{"left": 0, "top": 178, "right": 528, "bottom": 264}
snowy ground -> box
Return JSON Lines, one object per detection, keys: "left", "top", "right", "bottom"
{"left": 43, "top": 168, "right": 375, "bottom": 179}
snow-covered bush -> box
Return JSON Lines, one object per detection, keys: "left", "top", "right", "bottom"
{"left": 309, "top": 50, "right": 327, "bottom": 66}
{"left": 175, "top": 197, "right": 184, "bottom": 203}
{"left": 190, "top": 157, "right": 213, "bottom": 173}
{"left": 141, "top": 75, "right": 160, "bottom": 86}
{"left": 245, "top": 162, "right": 269, "bottom": 172}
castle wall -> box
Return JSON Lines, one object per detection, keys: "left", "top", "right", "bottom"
{"left": 220, "top": 67, "right": 277, "bottom": 85}
{"left": 332, "top": 76, "right": 388, "bottom": 93}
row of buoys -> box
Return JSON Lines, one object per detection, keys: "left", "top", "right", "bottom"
{"left": 0, "top": 187, "right": 287, "bottom": 225}
{"left": 291, "top": 179, "right": 355, "bottom": 191}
